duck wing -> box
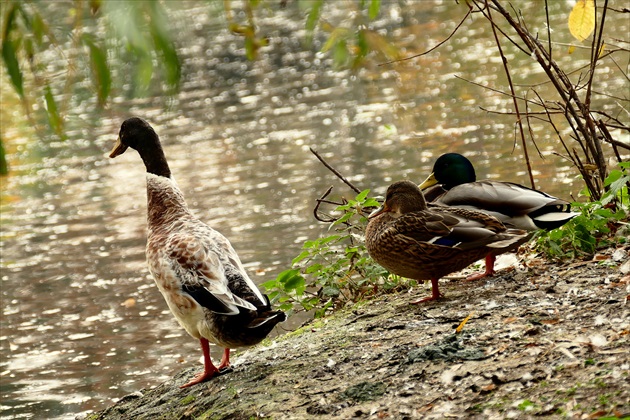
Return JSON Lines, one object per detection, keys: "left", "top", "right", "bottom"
{"left": 164, "top": 229, "right": 263, "bottom": 316}
{"left": 393, "top": 206, "right": 524, "bottom": 250}
{"left": 436, "top": 181, "right": 569, "bottom": 215}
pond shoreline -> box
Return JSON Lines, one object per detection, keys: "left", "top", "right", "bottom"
{"left": 84, "top": 249, "right": 629, "bottom": 419}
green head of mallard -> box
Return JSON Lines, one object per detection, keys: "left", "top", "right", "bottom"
{"left": 420, "top": 153, "right": 477, "bottom": 190}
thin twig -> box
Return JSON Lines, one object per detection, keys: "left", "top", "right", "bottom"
{"left": 309, "top": 147, "right": 362, "bottom": 194}
{"left": 378, "top": 5, "right": 472, "bottom": 66}
{"left": 313, "top": 186, "right": 338, "bottom": 223}
{"left": 486, "top": 0, "right": 535, "bottom": 189}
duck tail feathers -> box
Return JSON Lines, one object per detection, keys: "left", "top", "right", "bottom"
{"left": 486, "top": 229, "right": 531, "bottom": 249}
{"left": 247, "top": 310, "right": 286, "bottom": 329}
{"left": 531, "top": 211, "right": 579, "bottom": 230}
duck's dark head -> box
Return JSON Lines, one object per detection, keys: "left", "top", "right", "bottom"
{"left": 110, "top": 117, "right": 171, "bottom": 178}
{"left": 369, "top": 180, "right": 427, "bottom": 219}
{"left": 420, "top": 153, "right": 476, "bottom": 190}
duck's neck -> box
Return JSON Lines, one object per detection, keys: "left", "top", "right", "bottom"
{"left": 146, "top": 174, "right": 192, "bottom": 230}
{"left": 137, "top": 140, "right": 171, "bottom": 178}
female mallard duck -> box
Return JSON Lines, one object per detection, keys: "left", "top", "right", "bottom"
{"left": 109, "top": 117, "right": 285, "bottom": 388}
{"left": 365, "top": 180, "right": 528, "bottom": 304}
{"left": 420, "top": 153, "right": 577, "bottom": 280}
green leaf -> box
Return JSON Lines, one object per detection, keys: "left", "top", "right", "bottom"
{"left": 355, "top": 189, "right": 370, "bottom": 202}
{"left": 305, "top": 264, "right": 322, "bottom": 274}
{"left": 3, "top": 2, "right": 19, "bottom": 39}
{"left": 31, "top": 10, "right": 47, "bottom": 45}
{"left": 134, "top": 51, "right": 153, "bottom": 95}
{"left": 284, "top": 273, "right": 305, "bottom": 294}
{"left": 276, "top": 268, "right": 301, "bottom": 285}
{"left": 2, "top": 38, "right": 24, "bottom": 98}
{"left": 81, "top": 34, "right": 111, "bottom": 106}
{"left": 244, "top": 35, "right": 256, "bottom": 60}
{"left": 321, "top": 285, "right": 340, "bottom": 297}
{"left": 335, "top": 201, "right": 354, "bottom": 211}
{"left": 260, "top": 279, "right": 278, "bottom": 291}
{"left": 304, "top": 0, "right": 323, "bottom": 44}
{"left": 362, "top": 198, "right": 380, "bottom": 208}
{"left": 333, "top": 38, "right": 348, "bottom": 67}
{"left": 43, "top": 85, "right": 64, "bottom": 137}
{"left": 291, "top": 250, "right": 311, "bottom": 265}
{"left": 332, "top": 212, "right": 353, "bottom": 225}
{"left": 368, "top": 0, "right": 381, "bottom": 20}
{"left": 148, "top": 2, "right": 181, "bottom": 90}
{"left": 0, "top": 135, "right": 8, "bottom": 175}
{"left": 279, "top": 302, "right": 294, "bottom": 312}
{"left": 320, "top": 235, "right": 341, "bottom": 245}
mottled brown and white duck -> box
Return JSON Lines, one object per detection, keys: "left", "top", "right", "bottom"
{"left": 420, "top": 153, "right": 578, "bottom": 280}
{"left": 110, "top": 117, "right": 285, "bottom": 388}
{"left": 365, "top": 181, "right": 528, "bottom": 303}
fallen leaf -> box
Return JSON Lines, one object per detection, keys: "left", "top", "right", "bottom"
{"left": 456, "top": 312, "right": 474, "bottom": 333}
{"left": 122, "top": 298, "right": 136, "bottom": 308}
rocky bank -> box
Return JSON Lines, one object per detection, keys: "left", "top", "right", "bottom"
{"left": 85, "top": 247, "right": 629, "bottom": 419}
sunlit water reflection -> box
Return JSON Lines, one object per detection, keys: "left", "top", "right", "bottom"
{"left": 1, "top": 1, "right": 628, "bottom": 419}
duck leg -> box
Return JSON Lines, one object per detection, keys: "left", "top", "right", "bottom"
{"left": 180, "top": 338, "right": 219, "bottom": 388}
{"left": 465, "top": 254, "right": 496, "bottom": 281}
{"left": 410, "top": 278, "right": 443, "bottom": 304}
{"left": 218, "top": 348, "right": 231, "bottom": 370}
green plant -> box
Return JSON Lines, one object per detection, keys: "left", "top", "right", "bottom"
{"left": 535, "top": 162, "right": 630, "bottom": 259}
{"left": 517, "top": 399, "right": 539, "bottom": 412}
{"left": 262, "top": 189, "right": 414, "bottom": 317}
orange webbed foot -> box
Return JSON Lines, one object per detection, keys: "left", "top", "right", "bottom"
{"left": 465, "top": 269, "right": 495, "bottom": 282}
{"left": 180, "top": 368, "right": 219, "bottom": 388}
{"left": 466, "top": 255, "right": 496, "bottom": 282}
{"left": 410, "top": 278, "right": 442, "bottom": 304}
{"left": 180, "top": 338, "right": 220, "bottom": 388}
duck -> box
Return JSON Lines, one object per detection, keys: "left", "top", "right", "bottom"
{"left": 109, "top": 117, "right": 285, "bottom": 388}
{"left": 365, "top": 180, "right": 529, "bottom": 304}
{"left": 419, "top": 153, "right": 578, "bottom": 280}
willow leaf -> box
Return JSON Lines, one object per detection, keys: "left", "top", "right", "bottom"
{"left": 2, "top": 39, "right": 24, "bottom": 98}
{"left": 44, "top": 85, "right": 64, "bottom": 137}
{"left": 368, "top": 0, "right": 381, "bottom": 20}
{"left": 81, "top": 35, "right": 111, "bottom": 106}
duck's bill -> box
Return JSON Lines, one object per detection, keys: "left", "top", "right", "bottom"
{"left": 368, "top": 204, "right": 386, "bottom": 219}
{"left": 109, "top": 136, "right": 128, "bottom": 158}
{"left": 418, "top": 172, "right": 438, "bottom": 190}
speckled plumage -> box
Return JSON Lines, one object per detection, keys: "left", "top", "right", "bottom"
{"left": 110, "top": 117, "right": 285, "bottom": 387}
{"left": 365, "top": 181, "right": 528, "bottom": 303}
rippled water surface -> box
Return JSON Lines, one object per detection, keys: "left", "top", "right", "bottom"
{"left": 1, "top": 1, "right": 628, "bottom": 419}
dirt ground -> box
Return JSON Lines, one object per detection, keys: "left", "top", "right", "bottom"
{"left": 86, "top": 246, "right": 629, "bottom": 420}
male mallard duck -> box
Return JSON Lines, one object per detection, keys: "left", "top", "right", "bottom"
{"left": 365, "top": 180, "right": 528, "bottom": 303}
{"left": 110, "top": 117, "right": 285, "bottom": 388}
{"left": 420, "top": 153, "right": 578, "bottom": 280}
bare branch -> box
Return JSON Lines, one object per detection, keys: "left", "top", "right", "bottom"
{"left": 313, "top": 186, "right": 339, "bottom": 223}
{"left": 309, "top": 147, "right": 361, "bottom": 194}
{"left": 485, "top": 0, "right": 535, "bottom": 188}
{"left": 378, "top": 5, "right": 472, "bottom": 66}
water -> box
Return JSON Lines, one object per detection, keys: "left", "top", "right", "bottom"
{"left": 1, "top": 1, "right": 628, "bottom": 418}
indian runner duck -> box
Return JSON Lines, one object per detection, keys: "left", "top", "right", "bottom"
{"left": 109, "top": 117, "right": 285, "bottom": 388}
{"left": 365, "top": 180, "right": 528, "bottom": 303}
{"left": 420, "top": 153, "right": 578, "bottom": 280}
